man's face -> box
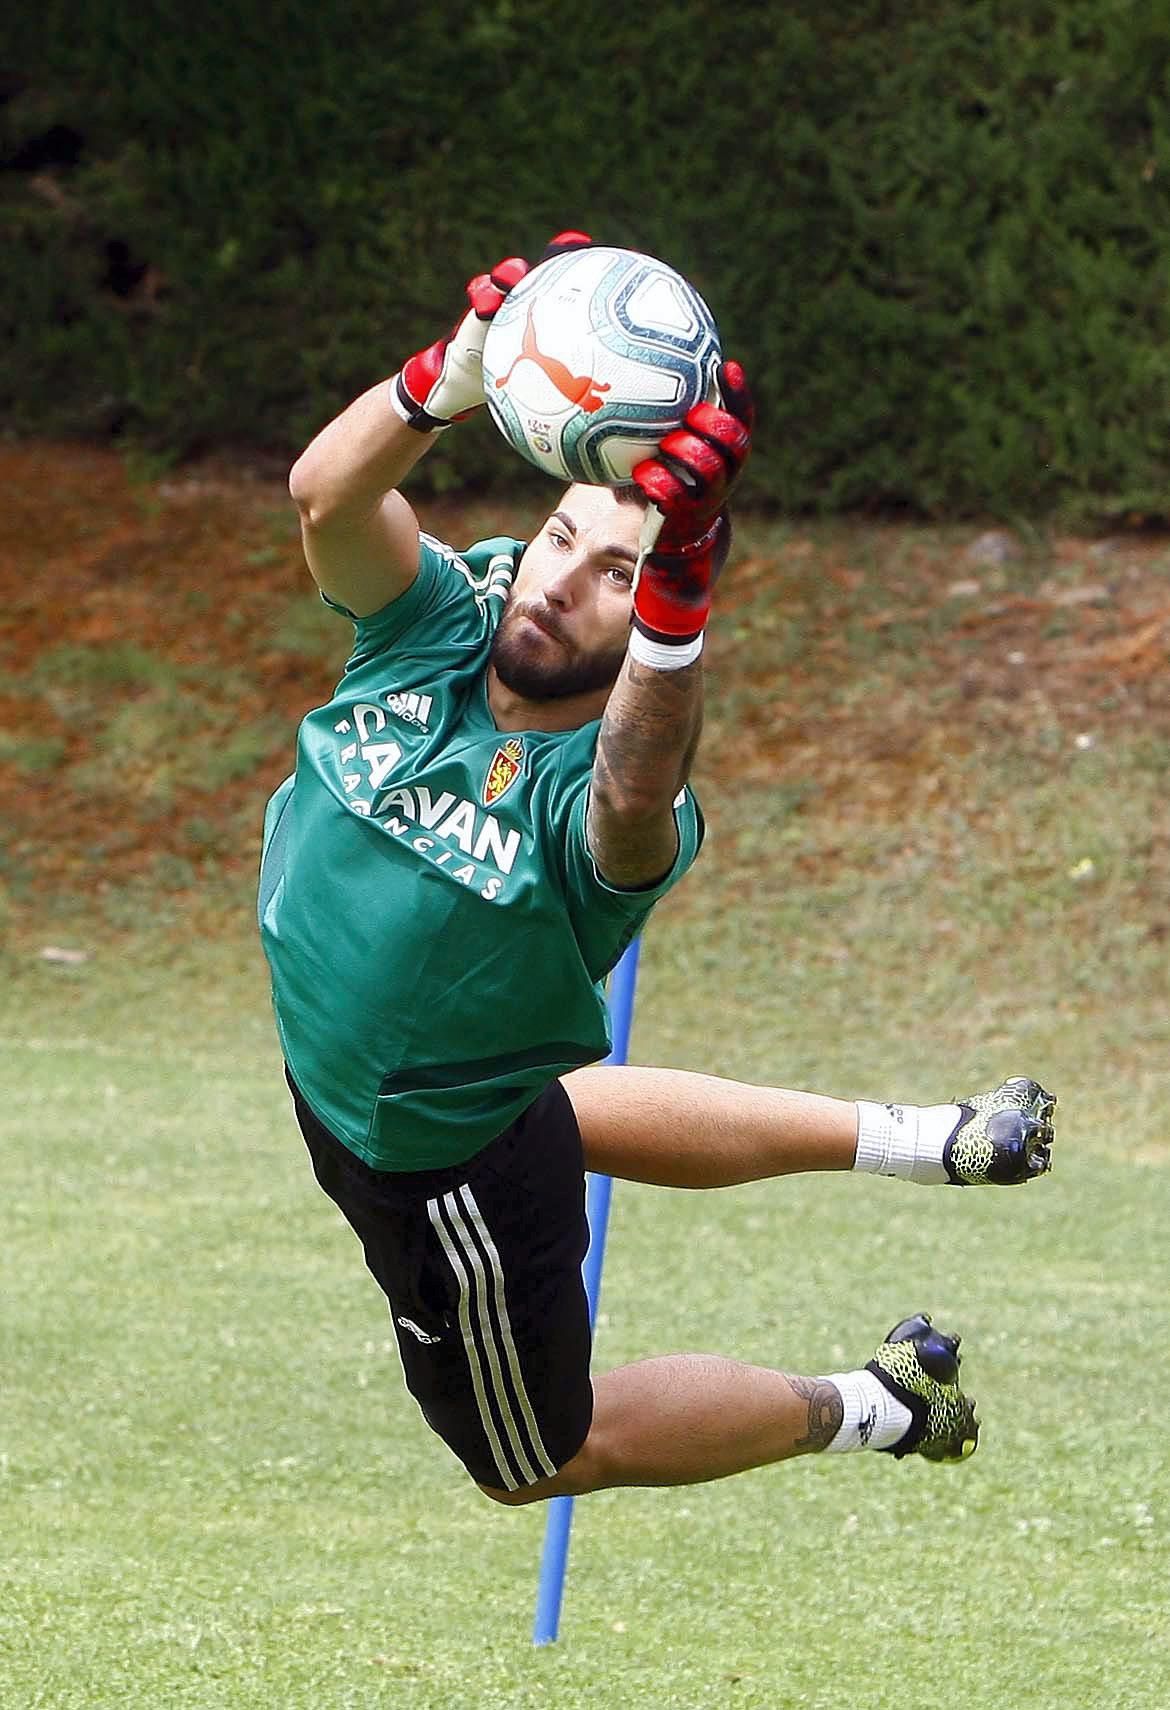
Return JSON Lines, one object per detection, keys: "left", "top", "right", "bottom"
{"left": 488, "top": 484, "right": 643, "bottom": 702}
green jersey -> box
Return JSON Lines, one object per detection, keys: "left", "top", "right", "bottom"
{"left": 259, "top": 531, "right": 703, "bottom": 1170}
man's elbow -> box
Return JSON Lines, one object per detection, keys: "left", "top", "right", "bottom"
{"left": 288, "top": 454, "right": 328, "bottom": 526}
{"left": 590, "top": 774, "right": 674, "bottom": 827}
{"left": 587, "top": 800, "right": 679, "bottom": 890}
{"left": 591, "top": 741, "right": 693, "bottom": 823}
{"left": 588, "top": 781, "right": 680, "bottom": 868}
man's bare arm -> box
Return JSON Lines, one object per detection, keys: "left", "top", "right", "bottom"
{"left": 586, "top": 655, "right": 703, "bottom": 887}
{"left": 288, "top": 252, "right": 532, "bottom": 618}
{"left": 584, "top": 358, "right": 754, "bottom": 886}
{"left": 288, "top": 385, "right": 429, "bottom": 618}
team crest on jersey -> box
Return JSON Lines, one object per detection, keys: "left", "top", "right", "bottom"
{"left": 483, "top": 738, "right": 525, "bottom": 807}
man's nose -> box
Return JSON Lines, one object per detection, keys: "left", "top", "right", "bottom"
{"left": 543, "top": 554, "right": 586, "bottom": 607}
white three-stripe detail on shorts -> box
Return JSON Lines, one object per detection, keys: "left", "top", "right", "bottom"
{"left": 427, "top": 1187, "right": 556, "bottom": 1489}
{"left": 455, "top": 1185, "right": 557, "bottom": 1480}
{"left": 427, "top": 1195, "right": 517, "bottom": 1489}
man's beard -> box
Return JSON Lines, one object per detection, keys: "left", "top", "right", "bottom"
{"left": 488, "top": 599, "right": 628, "bottom": 702}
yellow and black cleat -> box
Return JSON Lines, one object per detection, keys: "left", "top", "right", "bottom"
{"left": 944, "top": 1078, "right": 1056, "bottom": 1185}
{"left": 867, "top": 1313, "right": 980, "bottom": 1461}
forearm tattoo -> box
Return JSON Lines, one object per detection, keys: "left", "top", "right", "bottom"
{"left": 588, "top": 657, "right": 703, "bottom": 881}
{"left": 787, "top": 1374, "right": 844, "bottom": 1453}
{"left": 594, "top": 656, "right": 702, "bottom": 790}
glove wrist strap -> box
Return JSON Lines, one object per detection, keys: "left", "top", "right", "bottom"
{"left": 627, "top": 626, "right": 705, "bottom": 670}
{"left": 631, "top": 573, "right": 713, "bottom": 640}
{"left": 389, "top": 374, "right": 452, "bottom": 434}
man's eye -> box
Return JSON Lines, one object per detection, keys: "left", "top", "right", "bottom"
{"left": 607, "top": 566, "right": 633, "bottom": 586}
{"left": 550, "top": 529, "right": 569, "bottom": 548}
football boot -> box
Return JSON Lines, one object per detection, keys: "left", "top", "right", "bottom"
{"left": 944, "top": 1077, "right": 1056, "bottom": 1185}
{"left": 867, "top": 1313, "right": 979, "bottom": 1461}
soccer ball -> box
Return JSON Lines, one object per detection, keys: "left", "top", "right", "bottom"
{"left": 481, "top": 245, "right": 722, "bottom": 485}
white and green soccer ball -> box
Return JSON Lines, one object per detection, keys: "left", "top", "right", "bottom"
{"left": 481, "top": 245, "right": 722, "bottom": 485}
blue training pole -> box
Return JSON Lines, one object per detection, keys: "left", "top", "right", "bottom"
{"left": 532, "top": 937, "right": 642, "bottom": 1646}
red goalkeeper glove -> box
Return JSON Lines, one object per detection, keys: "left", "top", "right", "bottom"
{"left": 391, "top": 233, "right": 592, "bottom": 432}
{"left": 629, "top": 360, "right": 755, "bottom": 663}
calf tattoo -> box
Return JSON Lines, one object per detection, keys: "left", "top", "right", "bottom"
{"left": 787, "top": 1374, "right": 844, "bottom": 1452}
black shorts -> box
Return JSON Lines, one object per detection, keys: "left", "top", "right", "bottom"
{"left": 287, "top": 1072, "right": 594, "bottom": 1491}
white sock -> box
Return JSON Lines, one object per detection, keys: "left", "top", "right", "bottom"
{"left": 852, "top": 1100, "right": 963, "bottom": 1186}
{"left": 820, "top": 1369, "right": 913, "bottom": 1453}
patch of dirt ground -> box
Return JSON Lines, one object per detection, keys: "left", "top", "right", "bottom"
{"left": 1, "top": 443, "right": 1167, "bottom": 928}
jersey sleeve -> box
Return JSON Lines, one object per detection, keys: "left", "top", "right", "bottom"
{"left": 557, "top": 780, "right": 705, "bottom": 980}
{"left": 323, "top": 533, "right": 522, "bottom": 675}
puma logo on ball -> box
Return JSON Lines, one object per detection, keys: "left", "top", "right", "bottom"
{"left": 495, "top": 305, "right": 611, "bottom": 413}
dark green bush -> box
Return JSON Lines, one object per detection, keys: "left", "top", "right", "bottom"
{"left": 3, "top": 0, "right": 1169, "bottom": 517}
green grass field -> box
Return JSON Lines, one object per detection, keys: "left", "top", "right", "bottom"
{"left": 3, "top": 514, "right": 1169, "bottom": 1707}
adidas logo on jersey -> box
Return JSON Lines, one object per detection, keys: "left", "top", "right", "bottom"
{"left": 387, "top": 691, "right": 432, "bottom": 729}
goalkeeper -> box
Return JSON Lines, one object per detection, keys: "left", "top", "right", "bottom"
{"left": 259, "top": 233, "right": 1056, "bottom": 1503}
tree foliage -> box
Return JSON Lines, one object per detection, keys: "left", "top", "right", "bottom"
{"left": 3, "top": 0, "right": 1169, "bottom": 516}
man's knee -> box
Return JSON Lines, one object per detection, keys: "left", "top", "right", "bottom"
{"left": 477, "top": 1479, "right": 544, "bottom": 1507}
{"left": 474, "top": 1429, "right": 606, "bottom": 1506}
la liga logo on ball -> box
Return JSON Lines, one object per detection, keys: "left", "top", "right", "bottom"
{"left": 482, "top": 246, "right": 722, "bottom": 485}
